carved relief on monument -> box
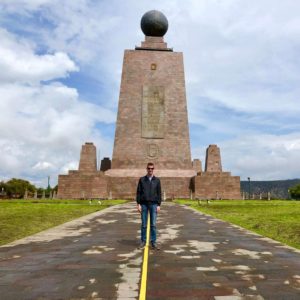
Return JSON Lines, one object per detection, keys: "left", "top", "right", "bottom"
{"left": 142, "top": 85, "right": 165, "bottom": 139}
{"left": 147, "top": 143, "right": 159, "bottom": 158}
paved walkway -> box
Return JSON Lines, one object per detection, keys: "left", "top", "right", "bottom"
{"left": 0, "top": 202, "right": 299, "bottom": 300}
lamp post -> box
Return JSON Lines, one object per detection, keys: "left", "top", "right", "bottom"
{"left": 247, "top": 177, "right": 251, "bottom": 200}
{"left": 47, "top": 176, "right": 51, "bottom": 199}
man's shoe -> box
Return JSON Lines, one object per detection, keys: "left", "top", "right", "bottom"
{"left": 139, "top": 241, "right": 146, "bottom": 249}
{"left": 151, "top": 243, "right": 160, "bottom": 250}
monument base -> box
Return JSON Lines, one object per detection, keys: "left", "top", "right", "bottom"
{"left": 57, "top": 143, "right": 241, "bottom": 200}
{"left": 108, "top": 176, "right": 192, "bottom": 200}
{"left": 57, "top": 169, "right": 194, "bottom": 200}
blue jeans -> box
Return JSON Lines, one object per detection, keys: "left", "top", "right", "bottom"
{"left": 141, "top": 204, "right": 157, "bottom": 244}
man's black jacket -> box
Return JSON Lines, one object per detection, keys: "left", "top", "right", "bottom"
{"left": 136, "top": 175, "right": 162, "bottom": 206}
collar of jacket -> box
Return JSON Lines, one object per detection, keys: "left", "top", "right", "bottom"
{"left": 144, "top": 175, "right": 156, "bottom": 180}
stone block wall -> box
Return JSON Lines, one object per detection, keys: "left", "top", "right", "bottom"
{"left": 57, "top": 171, "right": 108, "bottom": 199}
{"left": 194, "top": 172, "right": 240, "bottom": 200}
{"left": 139, "top": 36, "right": 169, "bottom": 50}
{"left": 160, "top": 177, "right": 192, "bottom": 199}
{"left": 107, "top": 177, "right": 140, "bottom": 200}
{"left": 106, "top": 176, "right": 192, "bottom": 200}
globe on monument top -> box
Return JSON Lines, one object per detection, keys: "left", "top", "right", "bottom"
{"left": 140, "top": 10, "right": 168, "bottom": 37}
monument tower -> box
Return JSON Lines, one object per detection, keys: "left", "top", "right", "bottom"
{"left": 104, "top": 10, "right": 196, "bottom": 198}
{"left": 57, "top": 10, "right": 240, "bottom": 200}
{"left": 108, "top": 10, "right": 193, "bottom": 173}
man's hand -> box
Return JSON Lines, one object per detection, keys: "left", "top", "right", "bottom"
{"left": 137, "top": 204, "right": 142, "bottom": 213}
{"left": 157, "top": 206, "right": 160, "bottom": 213}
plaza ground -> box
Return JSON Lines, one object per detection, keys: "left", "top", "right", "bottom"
{"left": 0, "top": 202, "right": 299, "bottom": 299}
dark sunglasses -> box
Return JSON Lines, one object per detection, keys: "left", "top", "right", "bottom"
{"left": 147, "top": 167, "right": 154, "bottom": 170}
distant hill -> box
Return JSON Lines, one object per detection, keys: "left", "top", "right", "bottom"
{"left": 240, "top": 179, "right": 300, "bottom": 199}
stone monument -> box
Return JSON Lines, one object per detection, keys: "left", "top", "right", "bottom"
{"left": 58, "top": 142, "right": 108, "bottom": 199}
{"left": 205, "top": 145, "right": 222, "bottom": 172}
{"left": 57, "top": 10, "right": 240, "bottom": 200}
{"left": 104, "top": 10, "right": 195, "bottom": 199}
{"left": 78, "top": 142, "right": 97, "bottom": 172}
{"left": 193, "top": 145, "right": 240, "bottom": 199}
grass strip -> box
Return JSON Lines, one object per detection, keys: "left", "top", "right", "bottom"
{"left": 175, "top": 200, "right": 300, "bottom": 250}
{"left": 0, "top": 199, "right": 127, "bottom": 246}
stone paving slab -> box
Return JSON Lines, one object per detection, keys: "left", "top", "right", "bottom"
{"left": 0, "top": 202, "right": 299, "bottom": 299}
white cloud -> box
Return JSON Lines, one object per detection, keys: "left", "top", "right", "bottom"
{"left": 221, "top": 133, "right": 300, "bottom": 180}
{"left": 60, "top": 161, "right": 78, "bottom": 175}
{"left": 32, "top": 161, "right": 55, "bottom": 171}
{"left": 154, "top": 0, "right": 300, "bottom": 117}
{"left": 0, "top": 28, "right": 78, "bottom": 83}
{"left": 0, "top": 27, "right": 114, "bottom": 186}
{"left": 0, "top": 81, "right": 114, "bottom": 185}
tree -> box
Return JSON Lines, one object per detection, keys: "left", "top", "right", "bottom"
{"left": 5, "top": 178, "right": 36, "bottom": 198}
{"left": 289, "top": 184, "right": 300, "bottom": 200}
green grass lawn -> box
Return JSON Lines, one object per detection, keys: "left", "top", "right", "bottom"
{"left": 0, "top": 199, "right": 127, "bottom": 246}
{"left": 175, "top": 200, "right": 300, "bottom": 249}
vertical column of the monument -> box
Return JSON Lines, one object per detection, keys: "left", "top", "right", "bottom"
{"left": 78, "top": 142, "right": 97, "bottom": 172}
{"left": 111, "top": 10, "right": 192, "bottom": 170}
{"left": 204, "top": 144, "right": 222, "bottom": 172}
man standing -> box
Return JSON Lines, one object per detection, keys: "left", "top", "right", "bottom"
{"left": 136, "top": 162, "right": 162, "bottom": 250}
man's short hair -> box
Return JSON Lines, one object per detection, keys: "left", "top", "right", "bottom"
{"left": 147, "top": 162, "right": 154, "bottom": 168}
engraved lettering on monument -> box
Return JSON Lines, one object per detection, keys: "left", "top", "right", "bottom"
{"left": 142, "top": 85, "right": 165, "bottom": 138}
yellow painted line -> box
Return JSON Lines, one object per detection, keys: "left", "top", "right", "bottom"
{"left": 139, "top": 212, "right": 150, "bottom": 300}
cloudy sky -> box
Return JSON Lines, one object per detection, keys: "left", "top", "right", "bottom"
{"left": 0, "top": 0, "right": 300, "bottom": 187}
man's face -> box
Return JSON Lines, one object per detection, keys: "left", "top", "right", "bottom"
{"left": 147, "top": 165, "right": 154, "bottom": 176}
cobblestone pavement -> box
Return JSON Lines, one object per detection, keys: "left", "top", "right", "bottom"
{"left": 0, "top": 202, "right": 299, "bottom": 299}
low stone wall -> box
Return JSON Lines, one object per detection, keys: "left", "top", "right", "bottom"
{"left": 58, "top": 172, "right": 193, "bottom": 200}
{"left": 193, "top": 172, "right": 241, "bottom": 200}
{"left": 160, "top": 177, "right": 192, "bottom": 199}
{"left": 107, "top": 177, "right": 139, "bottom": 200}
{"left": 107, "top": 176, "right": 192, "bottom": 200}
{"left": 57, "top": 171, "right": 108, "bottom": 199}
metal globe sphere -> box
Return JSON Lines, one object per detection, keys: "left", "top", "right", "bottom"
{"left": 140, "top": 10, "right": 168, "bottom": 37}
